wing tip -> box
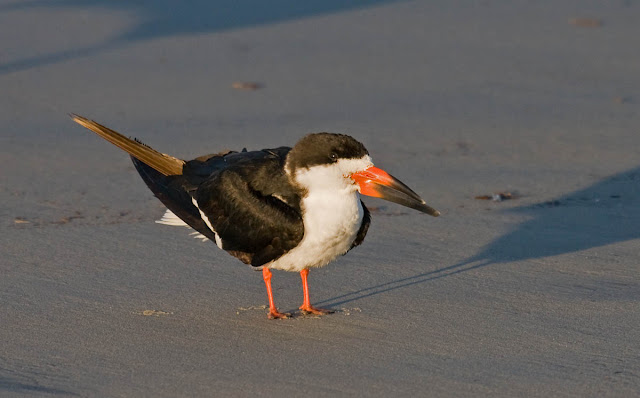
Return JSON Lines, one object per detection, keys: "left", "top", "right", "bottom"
{"left": 69, "top": 113, "right": 94, "bottom": 130}
{"left": 68, "top": 113, "right": 84, "bottom": 122}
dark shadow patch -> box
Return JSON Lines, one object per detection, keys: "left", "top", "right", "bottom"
{"left": 0, "top": 0, "right": 403, "bottom": 74}
{"left": 0, "top": 376, "right": 78, "bottom": 396}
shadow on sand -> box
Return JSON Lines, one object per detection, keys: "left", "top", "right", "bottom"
{"left": 0, "top": 0, "right": 401, "bottom": 74}
{"left": 0, "top": 375, "right": 78, "bottom": 396}
{"left": 320, "top": 166, "right": 640, "bottom": 307}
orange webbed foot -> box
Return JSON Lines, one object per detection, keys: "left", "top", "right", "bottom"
{"left": 268, "top": 309, "right": 291, "bottom": 320}
{"left": 299, "top": 304, "right": 334, "bottom": 316}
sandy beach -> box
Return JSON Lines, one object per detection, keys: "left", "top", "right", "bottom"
{"left": 1, "top": 1, "right": 639, "bottom": 396}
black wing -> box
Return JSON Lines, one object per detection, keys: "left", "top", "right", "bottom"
{"left": 132, "top": 157, "right": 218, "bottom": 242}
{"left": 188, "top": 148, "right": 305, "bottom": 267}
{"left": 350, "top": 200, "right": 371, "bottom": 249}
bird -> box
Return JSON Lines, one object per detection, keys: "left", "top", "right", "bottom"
{"left": 71, "top": 114, "right": 440, "bottom": 319}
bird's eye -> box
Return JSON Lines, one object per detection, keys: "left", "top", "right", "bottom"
{"left": 329, "top": 152, "right": 338, "bottom": 162}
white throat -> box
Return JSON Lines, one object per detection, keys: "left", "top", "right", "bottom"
{"left": 269, "top": 156, "right": 372, "bottom": 271}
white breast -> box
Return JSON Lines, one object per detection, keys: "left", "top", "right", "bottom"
{"left": 269, "top": 158, "right": 370, "bottom": 272}
{"left": 269, "top": 188, "right": 364, "bottom": 272}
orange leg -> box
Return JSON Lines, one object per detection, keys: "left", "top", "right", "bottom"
{"left": 262, "top": 268, "right": 289, "bottom": 319}
{"left": 299, "top": 268, "right": 334, "bottom": 315}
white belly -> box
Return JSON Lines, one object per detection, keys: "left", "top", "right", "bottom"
{"left": 269, "top": 189, "right": 364, "bottom": 272}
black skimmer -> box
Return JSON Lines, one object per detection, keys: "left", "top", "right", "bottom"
{"left": 71, "top": 114, "right": 439, "bottom": 319}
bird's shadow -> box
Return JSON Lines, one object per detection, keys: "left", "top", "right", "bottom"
{"left": 0, "top": 0, "right": 402, "bottom": 75}
{"left": 319, "top": 166, "right": 640, "bottom": 307}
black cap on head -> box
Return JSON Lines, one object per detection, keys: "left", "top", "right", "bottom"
{"left": 286, "top": 133, "right": 369, "bottom": 172}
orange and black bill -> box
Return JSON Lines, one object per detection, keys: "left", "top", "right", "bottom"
{"left": 351, "top": 166, "right": 440, "bottom": 217}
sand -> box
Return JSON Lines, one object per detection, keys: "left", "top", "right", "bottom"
{"left": 1, "top": 1, "right": 639, "bottom": 396}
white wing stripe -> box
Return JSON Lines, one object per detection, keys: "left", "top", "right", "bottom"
{"left": 191, "top": 197, "right": 224, "bottom": 249}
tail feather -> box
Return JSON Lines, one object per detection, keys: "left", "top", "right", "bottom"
{"left": 70, "top": 114, "right": 184, "bottom": 176}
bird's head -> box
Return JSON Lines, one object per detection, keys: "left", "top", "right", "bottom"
{"left": 285, "top": 133, "right": 440, "bottom": 216}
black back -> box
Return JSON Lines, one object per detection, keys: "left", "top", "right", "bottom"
{"left": 192, "top": 147, "right": 305, "bottom": 266}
